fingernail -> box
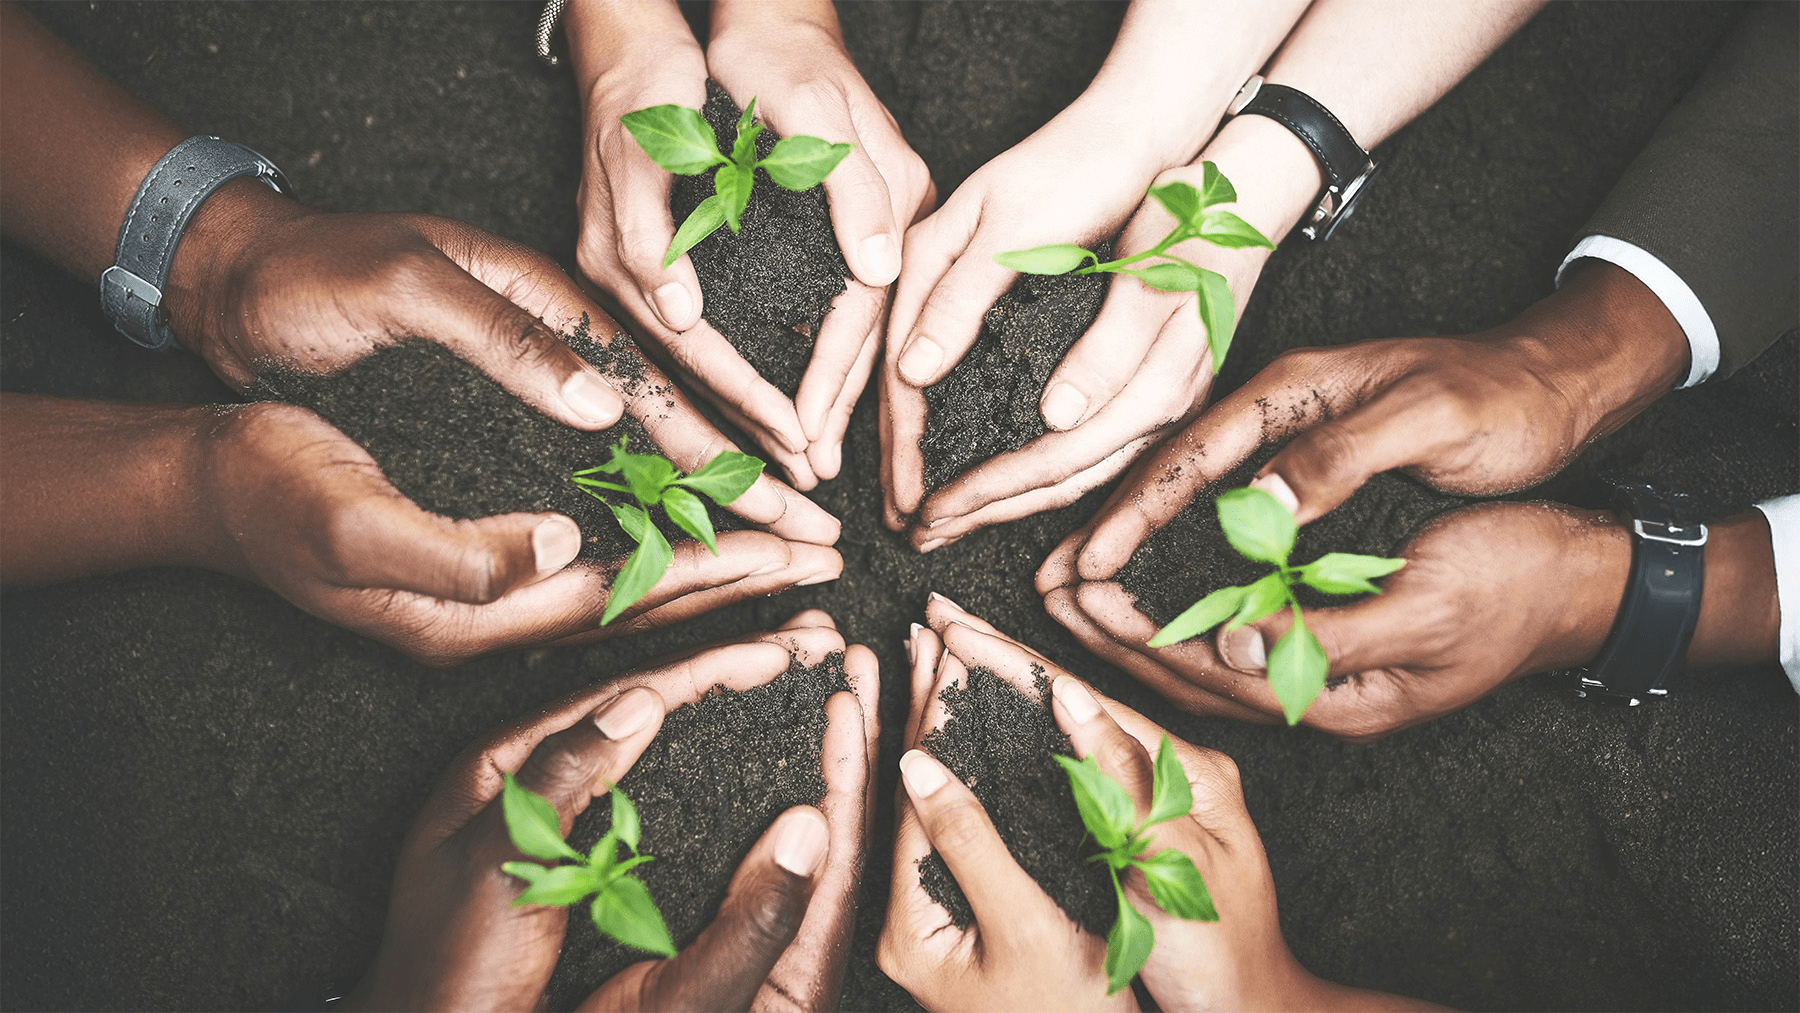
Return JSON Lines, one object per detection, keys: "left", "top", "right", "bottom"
{"left": 595, "top": 687, "right": 660, "bottom": 739}
{"left": 928, "top": 591, "right": 965, "bottom": 612}
{"left": 900, "top": 749, "right": 948, "bottom": 798}
{"left": 773, "top": 810, "right": 830, "bottom": 877}
{"left": 653, "top": 283, "right": 693, "bottom": 329}
{"left": 860, "top": 233, "right": 901, "bottom": 284}
{"left": 532, "top": 517, "right": 582, "bottom": 573}
{"left": 1222, "top": 627, "right": 1268, "bottom": 673}
{"left": 897, "top": 335, "right": 943, "bottom": 385}
{"left": 906, "top": 622, "right": 924, "bottom": 664}
{"left": 1041, "top": 382, "right": 1089, "bottom": 431}
{"left": 917, "top": 537, "right": 946, "bottom": 553}
{"left": 1052, "top": 676, "right": 1102, "bottom": 724}
{"left": 561, "top": 371, "right": 621, "bottom": 427}
{"left": 1251, "top": 473, "right": 1299, "bottom": 516}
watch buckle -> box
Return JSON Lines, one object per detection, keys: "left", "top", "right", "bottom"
{"left": 1633, "top": 518, "right": 1708, "bottom": 547}
{"left": 1573, "top": 673, "right": 1668, "bottom": 707}
{"left": 1227, "top": 74, "right": 1263, "bottom": 116}
{"left": 101, "top": 265, "right": 162, "bottom": 310}
{"left": 1302, "top": 159, "right": 1378, "bottom": 242}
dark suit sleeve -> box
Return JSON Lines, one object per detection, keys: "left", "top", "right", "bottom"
{"left": 1574, "top": 1, "right": 1798, "bottom": 381}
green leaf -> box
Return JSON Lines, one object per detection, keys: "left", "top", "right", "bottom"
{"left": 1225, "top": 572, "right": 1289, "bottom": 631}
{"left": 1299, "top": 553, "right": 1406, "bottom": 595}
{"left": 1103, "top": 882, "right": 1154, "bottom": 995}
{"left": 1146, "top": 584, "right": 1248, "bottom": 647}
{"left": 512, "top": 863, "right": 602, "bottom": 908}
{"left": 1199, "top": 160, "right": 1237, "bottom": 207}
{"left": 1194, "top": 266, "right": 1235, "bottom": 374}
{"left": 1199, "top": 209, "right": 1275, "bottom": 250}
{"left": 715, "top": 162, "right": 755, "bottom": 233}
{"left": 676, "top": 450, "right": 765, "bottom": 504}
{"left": 1136, "top": 849, "right": 1218, "bottom": 921}
{"left": 994, "top": 244, "right": 1097, "bottom": 275}
{"left": 621, "top": 105, "right": 725, "bottom": 175}
{"left": 618, "top": 452, "right": 678, "bottom": 508}
{"left": 734, "top": 96, "right": 758, "bottom": 141}
{"left": 613, "top": 854, "right": 655, "bottom": 878}
{"left": 605, "top": 500, "right": 652, "bottom": 544}
{"left": 589, "top": 830, "right": 618, "bottom": 873}
{"left": 760, "top": 135, "right": 854, "bottom": 191}
{"left": 601, "top": 522, "right": 673, "bottom": 626}
{"left": 1144, "top": 736, "right": 1193, "bottom": 826}
{"left": 1267, "top": 614, "right": 1329, "bottom": 726}
{"left": 1215, "top": 486, "right": 1296, "bottom": 565}
{"left": 660, "top": 487, "right": 717, "bottom": 555}
{"left": 663, "top": 194, "right": 728, "bottom": 268}
{"left": 1052, "top": 754, "right": 1134, "bottom": 850}
{"left": 730, "top": 100, "right": 764, "bottom": 169}
{"left": 1149, "top": 179, "right": 1204, "bottom": 230}
{"left": 610, "top": 786, "right": 642, "bottom": 853}
{"left": 1132, "top": 262, "right": 1203, "bottom": 292}
{"left": 592, "top": 875, "right": 678, "bottom": 958}
{"left": 501, "top": 771, "right": 582, "bottom": 863}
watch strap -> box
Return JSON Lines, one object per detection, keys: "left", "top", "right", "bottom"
{"left": 1576, "top": 482, "right": 1707, "bottom": 704}
{"left": 101, "top": 136, "right": 291, "bottom": 351}
{"left": 1228, "top": 76, "right": 1379, "bottom": 241}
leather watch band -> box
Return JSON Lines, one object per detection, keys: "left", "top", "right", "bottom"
{"left": 100, "top": 136, "right": 292, "bottom": 351}
{"left": 1575, "top": 482, "right": 1708, "bottom": 705}
{"left": 1227, "top": 76, "right": 1378, "bottom": 241}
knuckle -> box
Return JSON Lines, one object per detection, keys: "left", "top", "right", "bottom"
{"left": 925, "top": 799, "right": 988, "bottom": 855}
{"left": 734, "top": 876, "right": 807, "bottom": 953}
{"left": 520, "top": 734, "right": 593, "bottom": 798}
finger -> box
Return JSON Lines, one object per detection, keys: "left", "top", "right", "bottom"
{"left": 606, "top": 542, "right": 844, "bottom": 639}
{"left": 599, "top": 112, "right": 710, "bottom": 333}
{"left": 1035, "top": 521, "right": 1090, "bottom": 595}
{"left": 879, "top": 355, "right": 930, "bottom": 526}
{"left": 653, "top": 318, "right": 811, "bottom": 459}
{"left": 885, "top": 200, "right": 982, "bottom": 387}
{"left": 904, "top": 622, "right": 946, "bottom": 749}
{"left": 795, "top": 281, "right": 884, "bottom": 446}
{"left": 1048, "top": 675, "right": 1156, "bottom": 819}
{"left": 805, "top": 322, "right": 881, "bottom": 481}
{"left": 914, "top": 439, "right": 1152, "bottom": 553}
{"left": 779, "top": 608, "right": 837, "bottom": 632}
{"left": 892, "top": 248, "right": 1019, "bottom": 387}
{"left": 507, "top": 686, "right": 667, "bottom": 828}
{"left": 843, "top": 644, "right": 882, "bottom": 796}
{"left": 816, "top": 138, "right": 903, "bottom": 288}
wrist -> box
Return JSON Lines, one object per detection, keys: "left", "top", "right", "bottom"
{"left": 1193, "top": 115, "right": 1326, "bottom": 246}
{"left": 162, "top": 177, "right": 309, "bottom": 358}
{"left": 1688, "top": 511, "right": 1781, "bottom": 667}
{"left": 565, "top": 0, "right": 702, "bottom": 96}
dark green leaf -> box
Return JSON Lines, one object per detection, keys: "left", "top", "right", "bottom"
{"left": 592, "top": 875, "right": 678, "bottom": 958}
{"left": 1132, "top": 262, "right": 1203, "bottom": 292}
{"left": 1149, "top": 180, "right": 1204, "bottom": 230}
{"left": 993, "top": 244, "right": 1096, "bottom": 275}
{"left": 1299, "top": 553, "right": 1406, "bottom": 595}
{"left": 1198, "top": 209, "right": 1275, "bottom": 250}
{"left": 620, "top": 105, "right": 724, "bottom": 175}
{"left": 610, "top": 786, "right": 642, "bottom": 853}
{"left": 513, "top": 863, "right": 602, "bottom": 908}
{"left": 1103, "top": 884, "right": 1154, "bottom": 995}
{"left": 1146, "top": 584, "right": 1248, "bottom": 647}
{"left": 676, "top": 450, "right": 765, "bottom": 504}
{"left": 1052, "top": 754, "right": 1134, "bottom": 850}
{"left": 1194, "top": 266, "right": 1235, "bottom": 374}
{"left": 730, "top": 101, "right": 764, "bottom": 169}
{"left": 1199, "top": 160, "right": 1237, "bottom": 208}
{"left": 761, "top": 135, "right": 854, "bottom": 191}
{"left": 715, "top": 162, "right": 755, "bottom": 233}
{"left": 1136, "top": 849, "right": 1218, "bottom": 921}
{"left": 1267, "top": 615, "right": 1328, "bottom": 726}
{"left": 1216, "top": 487, "right": 1296, "bottom": 565}
{"left": 1225, "top": 572, "right": 1289, "bottom": 631}
{"left": 501, "top": 771, "right": 581, "bottom": 863}
{"left": 601, "top": 523, "right": 673, "bottom": 625}
{"left": 661, "top": 487, "right": 717, "bottom": 555}
{"left": 618, "top": 452, "right": 678, "bottom": 508}
{"left": 1144, "top": 736, "right": 1193, "bottom": 826}
{"left": 663, "top": 194, "right": 728, "bottom": 268}
{"left": 605, "top": 500, "right": 652, "bottom": 544}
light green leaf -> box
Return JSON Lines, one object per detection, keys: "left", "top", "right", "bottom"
{"left": 620, "top": 105, "right": 725, "bottom": 175}
{"left": 715, "top": 162, "right": 755, "bottom": 233}
{"left": 994, "top": 244, "right": 1096, "bottom": 275}
{"left": 1199, "top": 160, "right": 1236, "bottom": 208}
{"left": 589, "top": 830, "right": 618, "bottom": 874}
{"left": 1216, "top": 487, "right": 1297, "bottom": 565}
{"left": 1194, "top": 266, "right": 1235, "bottom": 374}
{"left": 1104, "top": 884, "right": 1154, "bottom": 995}
{"left": 1199, "top": 209, "right": 1276, "bottom": 250}
{"left": 676, "top": 450, "right": 765, "bottom": 504}
{"left": 618, "top": 452, "right": 678, "bottom": 508}
{"left": 1136, "top": 849, "right": 1218, "bottom": 921}
{"left": 730, "top": 103, "right": 764, "bottom": 169}
{"left": 1299, "top": 553, "right": 1406, "bottom": 595}
{"left": 610, "top": 785, "right": 642, "bottom": 853}
{"left": 592, "top": 875, "right": 678, "bottom": 958}
{"left": 1267, "top": 614, "right": 1328, "bottom": 726}
{"left": 1132, "top": 262, "right": 1203, "bottom": 292}
{"left": 660, "top": 487, "right": 717, "bottom": 555}
{"left": 1144, "top": 736, "right": 1193, "bottom": 826}
{"left": 1225, "top": 572, "right": 1289, "bottom": 631}
{"left": 501, "top": 771, "right": 581, "bottom": 863}
{"left": 512, "top": 863, "right": 602, "bottom": 908}
{"left": 1149, "top": 179, "right": 1204, "bottom": 230}
{"left": 761, "top": 135, "right": 854, "bottom": 191}
{"left": 663, "top": 194, "right": 728, "bottom": 268}
{"left": 601, "top": 523, "right": 673, "bottom": 625}
{"left": 613, "top": 854, "right": 655, "bottom": 878}
{"left": 734, "top": 97, "right": 758, "bottom": 141}
{"left": 1146, "top": 584, "right": 1248, "bottom": 647}
{"left": 605, "top": 500, "right": 652, "bottom": 544}
{"left": 1053, "top": 754, "right": 1134, "bottom": 850}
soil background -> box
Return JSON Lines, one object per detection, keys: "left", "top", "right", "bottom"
{"left": 1, "top": 3, "right": 1794, "bottom": 1012}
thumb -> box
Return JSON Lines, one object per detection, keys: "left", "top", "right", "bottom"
{"left": 508, "top": 687, "right": 668, "bottom": 827}
{"left": 1216, "top": 590, "right": 1419, "bottom": 686}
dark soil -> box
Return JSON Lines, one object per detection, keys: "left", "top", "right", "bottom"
{"left": 543, "top": 653, "right": 849, "bottom": 1010}
{"left": 917, "top": 664, "right": 1115, "bottom": 939}
{"left": 1118, "top": 446, "right": 1470, "bottom": 628}
{"left": 672, "top": 80, "right": 850, "bottom": 398}
{"left": 920, "top": 244, "right": 1112, "bottom": 493}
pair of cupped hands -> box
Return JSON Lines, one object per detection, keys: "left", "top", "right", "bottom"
{"left": 345, "top": 605, "right": 1378, "bottom": 1013}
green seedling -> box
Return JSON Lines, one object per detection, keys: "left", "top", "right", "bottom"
{"left": 994, "top": 162, "right": 1273, "bottom": 374}
{"left": 570, "top": 435, "right": 764, "bottom": 625}
{"left": 1055, "top": 735, "right": 1218, "bottom": 995}
{"left": 1145, "top": 486, "right": 1406, "bottom": 724}
{"left": 499, "top": 771, "right": 676, "bottom": 958}
{"left": 622, "top": 97, "right": 853, "bottom": 268}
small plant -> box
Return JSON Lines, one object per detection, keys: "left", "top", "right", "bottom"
{"left": 1145, "top": 487, "right": 1406, "bottom": 723}
{"left": 623, "top": 97, "right": 853, "bottom": 268}
{"left": 499, "top": 771, "right": 676, "bottom": 958}
{"left": 1054, "top": 735, "right": 1217, "bottom": 994}
{"left": 570, "top": 436, "right": 764, "bottom": 625}
{"left": 994, "top": 162, "right": 1273, "bottom": 373}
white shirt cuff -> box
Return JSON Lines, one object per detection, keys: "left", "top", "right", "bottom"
{"left": 1556, "top": 235, "right": 1720, "bottom": 388}
{"left": 1754, "top": 494, "right": 1800, "bottom": 694}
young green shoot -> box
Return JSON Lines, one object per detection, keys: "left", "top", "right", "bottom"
{"left": 1054, "top": 735, "right": 1218, "bottom": 995}
{"left": 499, "top": 771, "right": 676, "bottom": 958}
{"left": 1145, "top": 487, "right": 1406, "bottom": 724}
{"left": 622, "top": 97, "right": 853, "bottom": 267}
{"left": 994, "top": 162, "right": 1273, "bottom": 374}
{"left": 570, "top": 435, "right": 764, "bottom": 625}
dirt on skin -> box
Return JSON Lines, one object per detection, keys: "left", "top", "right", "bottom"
{"left": 671, "top": 81, "right": 851, "bottom": 398}
{"left": 542, "top": 654, "right": 850, "bottom": 1010}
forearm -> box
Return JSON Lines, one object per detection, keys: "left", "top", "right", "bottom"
{"left": 564, "top": 0, "right": 704, "bottom": 96}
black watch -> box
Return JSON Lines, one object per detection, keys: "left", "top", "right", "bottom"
{"left": 1574, "top": 481, "right": 1708, "bottom": 706}
{"left": 1226, "top": 75, "right": 1379, "bottom": 242}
